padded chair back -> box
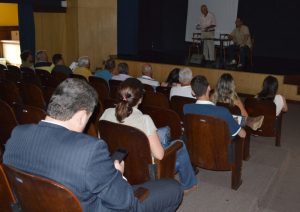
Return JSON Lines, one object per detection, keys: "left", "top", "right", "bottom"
{"left": 3, "top": 164, "right": 82, "bottom": 212}
{"left": 156, "top": 86, "right": 171, "bottom": 98}
{"left": 170, "top": 95, "right": 196, "bottom": 120}
{"left": 109, "top": 79, "right": 122, "bottom": 99}
{"left": 216, "top": 102, "right": 241, "bottom": 115}
{"left": 89, "top": 76, "right": 109, "bottom": 90}
{"left": 185, "top": 114, "right": 231, "bottom": 170}
{"left": 14, "top": 104, "right": 46, "bottom": 125}
{"left": 141, "top": 91, "right": 170, "bottom": 109}
{"left": 35, "top": 69, "right": 57, "bottom": 87}
{"left": 99, "top": 120, "right": 152, "bottom": 185}
{"left": 245, "top": 97, "right": 280, "bottom": 146}
{"left": 0, "top": 68, "right": 5, "bottom": 80}
{"left": 0, "top": 100, "right": 18, "bottom": 147}
{"left": 21, "top": 70, "right": 42, "bottom": 87}
{"left": 70, "top": 74, "right": 88, "bottom": 81}
{"left": 51, "top": 71, "right": 68, "bottom": 85}
{"left": 184, "top": 114, "right": 243, "bottom": 189}
{"left": 103, "top": 98, "right": 118, "bottom": 110}
{"left": 140, "top": 105, "right": 182, "bottom": 140}
{"left": 18, "top": 83, "right": 46, "bottom": 110}
{"left": 0, "top": 80, "right": 23, "bottom": 106}
{"left": 6, "top": 65, "right": 21, "bottom": 83}
{"left": 0, "top": 163, "right": 17, "bottom": 212}
{"left": 143, "top": 84, "right": 155, "bottom": 92}
{"left": 89, "top": 76, "right": 110, "bottom": 104}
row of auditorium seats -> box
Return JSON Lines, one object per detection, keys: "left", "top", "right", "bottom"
{"left": 0, "top": 67, "right": 283, "bottom": 210}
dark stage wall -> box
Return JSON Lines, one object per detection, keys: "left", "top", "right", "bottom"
{"left": 118, "top": 0, "right": 300, "bottom": 61}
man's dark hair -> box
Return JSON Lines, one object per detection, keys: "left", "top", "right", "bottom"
{"left": 52, "top": 53, "right": 63, "bottom": 65}
{"left": 20, "top": 50, "right": 32, "bottom": 61}
{"left": 191, "top": 75, "right": 209, "bottom": 97}
{"left": 118, "top": 63, "right": 129, "bottom": 74}
{"left": 47, "top": 78, "right": 98, "bottom": 121}
{"left": 104, "top": 59, "right": 115, "bottom": 70}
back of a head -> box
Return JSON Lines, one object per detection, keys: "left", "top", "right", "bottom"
{"left": 47, "top": 78, "right": 98, "bottom": 121}
{"left": 179, "top": 67, "right": 193, "bottom": 85}
{"left": 20, "top": 50, "right": 32, "bottom": 62}
{"left": 258, "top": 75, "right": 278, "bottom": 99}
{"left": 115, "top": 78, "right": 144, "bottom": 122}
{"left": 118, "top": 63, "right": 129, "bottom": 75}
{"left": 36, "top": 50, "right": 48, "bottom": 62}
{"left": 141, "top": 64, "right": 152, "bottom": 76}
{"left": 78, "top": 56, "right": 90, "bottom": 68}
{"left": 191, "top": 75, "right": 209, "bottom": 98}
{"left": 52, "top": 53, "right": 64, "bottom": 65}
{"left": 104, "top": 59, "right": 115, "bottom": 71}
{"left": 213, "top": 73, "right": 236, "bottom": 104}
{"left": 166, "top": 68, "right": 180, "bottom": 86}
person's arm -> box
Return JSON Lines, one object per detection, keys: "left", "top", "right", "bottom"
{"left": 241, "top": 26, "right": 250, "bottom": 47}
{"left": 238, "top": 128, "right": 246, "bottom": 138}
{"left": 235, "top": 98, "right": 248, "bottom": 117}
{"left": 281, "top": 95, "right": 288, "bottom": 112}
{"left": 148, "top": 132, "right": 164, "bottom": 160}
{"left": 86, "top": 140, "right": 138, "bottom": 211}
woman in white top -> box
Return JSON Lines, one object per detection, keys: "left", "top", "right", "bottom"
{"left": 257, "top": 76, "right": 288, "bottom": 116}
{"left": 100, "top": 78, "right": 197, "bottom": 192}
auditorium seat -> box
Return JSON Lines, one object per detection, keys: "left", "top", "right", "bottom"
{"left": 170, "top": 95, "right": 196, "bottom": 121}
{"left": 184, "top": 114, "right": 244, "bottom": 190}
{"left": 140, "top": 105, "right": 182, "bottom": 140}
{"left": 0, "top": 100, "right": 18, "bottom": 154}
{"left": 141, "top": 91, "right": 170, "bottom": 109}
{"left": 3, "top": 164, "right": 83, "bottom": 212}
{"left": 245, "top": 97, "right": 282, "bottom": 146}
{"left": 99, "top": 120, "right": 182, "bottom": 185}
{"left": 0, "top": 163, "right": 18, "bottom": 212}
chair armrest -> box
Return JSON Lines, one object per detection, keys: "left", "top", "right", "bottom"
{"left": 231, "top": 136, "right": 244, "bottom": 190}
{"left": 154, "top": 140, "right": 183, "bottom": 179}
{"left": 134, "top": 187, "right": 149, "bottom": 202}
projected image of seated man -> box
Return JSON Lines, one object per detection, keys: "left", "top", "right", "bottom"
{"left": 227, "top": 18, "right": 252, "bottom": 69}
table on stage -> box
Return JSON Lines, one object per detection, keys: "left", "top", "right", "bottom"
{"left": 190, "top": 34, "right": 231, "bottom": 67}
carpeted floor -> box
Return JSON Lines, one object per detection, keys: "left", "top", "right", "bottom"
{"left": 177, "top": 103, "right": 300, "bottom": 212}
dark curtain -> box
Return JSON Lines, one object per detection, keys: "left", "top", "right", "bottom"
{"left": 18, "top": 0, "right": 35, "bottom": 54}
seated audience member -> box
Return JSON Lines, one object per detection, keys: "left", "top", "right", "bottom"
{"left": 94, "top": 58, "right": 115, "bottom": 82}
{"left": 51, "top": 53, "right": 72, "bottom": 77}
{"left": 34, "top": 50, "right": 54, "bottom": 73}
{"left": 257, "top": 75, "right": 288, "bottom": 116}
{"left": 169, "top": 68, "right": 195, "bottom": 99}
{"left": 3, "top": 78, "right": 183, "bottom": 211}
{"left": 100, "top": 78, "right": 197, "bottom": 193}
{"left": 161, "top": 68, "right": 180, "bottom": 87}
{"left": 112, "top": 62, "right": 132, "bottom": 81}
{"left": 20, "top": 50, "right": 34, "bottom": 70}
{"left": 137, "top": 64, "right": 160, "bottom": 87}
{"left": 73, "top": 56, "right": 92, "bottom": 80}
{"left": 211, "top": 73, "right": 264, "bottom": 130}
{"left": 227, "top": 18, "right": 252, "bottom": 69}
{"left": 184, "top": 75, "right": 246, "bottom": 139}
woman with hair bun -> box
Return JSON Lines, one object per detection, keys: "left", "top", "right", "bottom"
{"left": 100, "top": 78, "right": 197, "bottom": 193}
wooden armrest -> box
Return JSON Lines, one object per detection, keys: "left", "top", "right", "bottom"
{"left": 134, "top": 187, "right": 149, "bottom": 202}
{"left": 154, "top": 140, "right": 183, "bottom": 179}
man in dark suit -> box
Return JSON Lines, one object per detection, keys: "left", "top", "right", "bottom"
{"left": 3, "top": 78, "right": 183, "bottom": 211}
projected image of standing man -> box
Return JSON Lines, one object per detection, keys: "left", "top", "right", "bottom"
{"left": 197, "top": 4, "right": 216, "bottom": 65}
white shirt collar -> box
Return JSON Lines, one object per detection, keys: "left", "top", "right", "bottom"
{"left": 196, "top": 100, "right": 215, "bottom": 105}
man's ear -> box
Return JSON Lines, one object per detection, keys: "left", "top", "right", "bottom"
{"left": 72, "top": 110, "right": 91, "bottom": 132}
{"left": 191, "top": 90, "right": 196, "bottom": 97}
